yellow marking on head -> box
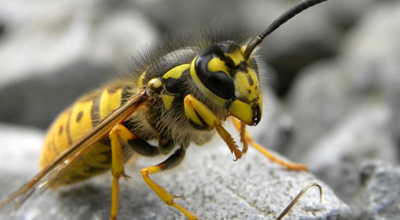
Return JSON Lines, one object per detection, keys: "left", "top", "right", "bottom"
{"left": 234, "top": 70, "right": 259, "bottom": 101}
{"left": 227, "top": 49, "right": 245, "bottom": 66}
{"left": 228, "top": 100, "right": 254, "bottom": 125}
{"left": 190, "top": 58, "right": 227, "bottom": 106}
{"left": 162, "top": 94, "right": 175, "bottom": 110}
{"left": 258, "top": 92, "right": 263, "bottom": 113}
{"left": 163, "top": 64, "right": 190, "bottom": 79}
{"left": 230, "top": 47, "right": 260, "bottom": 101}
{"left": 207, "top": 58, "right": 228, "bottom": 74}
{"left": 99, "top": 89, "right": 122, "bottom": 120}
{"left": 138, "top": 72, "right": 146, "bottom": 87}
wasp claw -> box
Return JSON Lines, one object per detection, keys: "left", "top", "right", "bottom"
{"left": 173, "top": 195, "right": 184, "bottom": 199}
{"left": 122, "top": 173, "right": 131, "bottom": 180}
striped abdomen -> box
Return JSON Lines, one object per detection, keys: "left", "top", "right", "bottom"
{"left": 40, "top": 85, "right": 129, "bottom": 187}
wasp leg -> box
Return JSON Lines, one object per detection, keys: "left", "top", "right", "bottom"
{"left": 231, "top": 117, "right": 307, "bottom": 171}
{"left": 109, "top": 124, "right": 131, "bottom": 220}
{"left": 141, "top": 148, "right": 199, "bottom": 220}
{"left": 108, "top": 123, "right": 165, "bottom": 220}
{"left": 184, "top": 94, "right": 243, "bottom": 160}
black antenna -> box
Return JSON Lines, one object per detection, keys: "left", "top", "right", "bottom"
{"left": 244, "top": 0, "right": 328, "bottom": 58}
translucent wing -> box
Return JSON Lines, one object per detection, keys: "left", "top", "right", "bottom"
{"left": 0, "top": 91, "right": 149, "bottom": 216}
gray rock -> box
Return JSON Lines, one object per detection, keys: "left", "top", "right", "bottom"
{"left": 285, "top": 0, "right": 400, "bottom": 184}
{"left": 0, "top": 0, "right": 156, "bottom": 85}
{"left": 249, "top": 83, "right": 296, "bottom": 152}
{"left": 0, "top": 125, "right": 351, "bottom": 220}
{"left": 0, "top": 0, "right": 344, "bottom": 130}
{"left": 285, "top": 61, "right": 356, "bottom": 160}
{"left": 339, "top": 1, "right": 400, "bottom": 144}
{"left": 351, "top": 161, "right": 400, "bottom": 220}
{"left": 283, "top": 1, "right": 400, "bottom": 218}
{"left": 285, "top": 56, "right": 398, "bottom": 207}
{"left": 0, "top": 0, "right": 157, "bottom": 128}
{"left": 0, "top": 124, "right": 44, "bottom": 176}
{"left": 300, "top": 102, "right": 397, "bottom": 203}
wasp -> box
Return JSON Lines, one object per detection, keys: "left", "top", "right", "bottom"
{"left": 0, "top": 0, "right": 328, "bottom": 219}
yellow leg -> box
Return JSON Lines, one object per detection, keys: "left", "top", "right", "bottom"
{"left": 184, "top": 94, "right": 243, "bottom": 160}
{"left": 231, "top": 117, "right": 307, "bottom": 171}
{"left": 109, "top": 124, "right": 131, "bottom": 220}
{"left": 215, "top": 125, "right": 242, "bottom": 160}
{"left": 238, "top": 121, "right": 249, "bottom": 153}
{"left": 140, "top": 148, "right": 199, "bottom": 220}
{"left": 108, "top": 122, "right": 169, "bottom": 219}
{"left": 110, "top": 177, "right": 119, "bottom": 220}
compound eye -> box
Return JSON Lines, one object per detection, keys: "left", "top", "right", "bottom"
{"left": 195, "top": 45, "right": 235, "bottom": 100}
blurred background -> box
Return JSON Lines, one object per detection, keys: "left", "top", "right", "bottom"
{"left": 0, "top": 0, "right": 362, "bottom": 127}
{"left": 1, "top": 0, "right": 400, "bottom": 217}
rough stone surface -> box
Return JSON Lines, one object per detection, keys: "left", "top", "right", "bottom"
{"left": 0, "top": 125, "right": 350, "bottom": 220}
{"left": 299, "top": 102, "right": 397, "bottom": 203}
{"left": 338, "top": 1, "right": 400, "bottom": 144}
{"left": 0, "top": 0, "right": 157, "bottom": 128}
{"left": 282, "top": 1, "right": 400, "bottom": 218}
{"left": 351, "top": 161, "right": 400, "bottom": 220}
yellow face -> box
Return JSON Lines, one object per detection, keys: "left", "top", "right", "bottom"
{"left": 190, "top": 43, "right": 263, "bottom": 126}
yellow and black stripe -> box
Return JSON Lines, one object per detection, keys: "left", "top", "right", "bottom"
{"left": 40, "top": 85, "right": 131, "bottom": 186}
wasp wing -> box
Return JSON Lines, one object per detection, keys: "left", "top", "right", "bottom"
{"left": 0, "top": 91, "right": 149, "bottom": 216}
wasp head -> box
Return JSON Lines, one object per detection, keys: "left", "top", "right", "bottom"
{"left": 190, "top": 42, "right": 263, "bottom": 126}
